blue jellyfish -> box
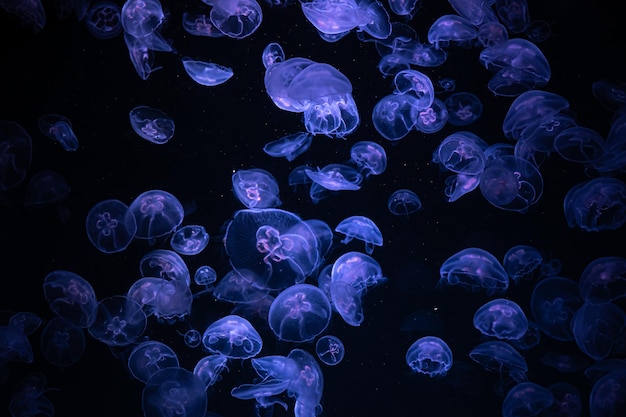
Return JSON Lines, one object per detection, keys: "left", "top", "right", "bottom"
{"left": 405, "top": 336, "right": 453, "bottom": 377}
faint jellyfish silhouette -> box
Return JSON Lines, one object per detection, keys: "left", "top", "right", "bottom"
{"left": 43, "top": 270, "right": 98, "bottom": 328}
{"left": 349, "top": 140, "right": 387, "bottom": 177}
{"left": 0, "top": 120, "right": 32, "bottom": 191}
{"left": 547, "top": 382, "right": 583, "bottom": 417}
{"left": 37, "top": 114, "right": 79, "bottom": 151}
{"left": 476, "top": 21, "right": 509, "bottom": 47}
{"left": 315, "top": 335, "right": 345, "bottom": 366}
{"left": 445, "top": 92, "right": 483, "bottom": 126}
{"left": 180, "top": 329, "right": 202, "bottom": 348}
{"left": 232, "top": 168, "right": 282, "bottom": 209}
{"left": 88, "top": 295, "right": 147, "bottom": 346}
{"left": 479, "top": 155, "right": 544, "bottom": 213}
{"left": 553, "top": 126, "right": 606, "bottom": 166}
{"left": 495, "top": 0, "right": 530, "bottom": 33}
{"left": 39, "top": 316, "right": 85, "bottom": 367}
{"left": 181, "top": 57, "right": 234, "bottom": 86}
{"left": 201, "top": 315, "right": 263, "bottom": 359}
{"left": 224, "top": 208, "right": 321, "bottom": 290}
{"left": 139, "top": 248, "right": 190, "bottom": 283}
{"left": 579, "top": 256, "right": 626, "bottom": 304}
{"left": 85, "top": 1, "right": 122, "bottom": 39}
{"left": 85, "top": 199, "right": 137, "bottom": 253}
{"left": 469, "top": 340, "right": 528, "bottom": 382}
{"left": 437, "top": 78, "right": 456, "bottom": 92}
{"left": 24, "top": 170, "right": 71, "bottom": 208}
{"left": 473, "top": 298, "right": 529, "bottom": 340}
{"left": 193, "top": 354, "right": 229, "bottom": 389}
{"left": 142, "top": 367, "right": 207, "bottom": 417}
{"left": 8, "top": 372, "right": 54, "bottom": 417}
{"left": 129, "top": 105, "right": 175, "bottom": 144}
{"left": 268, "top": 284, "right": 331, "bottom": 343}
{"left": 563, "top": 177, "right": 626, "bottom": 232}
{"left": 503, "top": 244, "right": 543, "bottom": 282}
{"left": 591, "top": 79, "right": 626, "bottom": 112}
{"left": 262, "top": 42, "right": 285, "bottom": 68}
{"left": 530, "top": 276, "right": 581, "bottom": 341}
{"left": 571, "top": 301, "right": 626, "bottom": 361}
{"left": 335, "top": 216, "right": 383, "bottom": 255}
{"left": 510, "top": 320, "right": 541, "bottom": 351}
{"left": 502, "top": 90, "right": 570, "bottom": 140}
{"left": 589, "top": 369, "right": 626, "bottom": 417}
{"left": 540, "top": 351, "right": 590, "bottom": 373}
{"left": 502, "top": 382, "right": 555, "bottom": 417}
{"left": 439, "top": 247, "right": 509, "bottom": 294}
{"left": 263, "top": 132, "right": 313, "bottom": 161}
{"left": 129, "top": 189, "right": 185, "bottom": 243}
{"left": 525, "top": 19, "right": 551, "bottom": 43}
{"left": 585, "top": 359, "right": 626, "bottom": 383}
{"left": 128, "top": 340, "right": 179, "bottom": 383}
{"left": 479, "top": 38, "right": 551, "bottom": 96}
{"left": 387, "top": 0, "right": 420, "bottom": 17}
{"left": 170, "top": 225, "right": 209, "bottom": 255}
{"left": 8, "top": 311, "right": 42, "bottom": 336}
{"left": 427, "top": 14, "right": 477, "bottom": 49}
{"left": 387, "top": 189, "right": 422, "bottom": 216}
{"left": 405, "top": 336, "right": 453, "bottom": 377}
{"left": 207, "top": 0, "right": 263, "bottom": 39}
{"left": 414, "top": 98, "right": 448, "bottom": 133}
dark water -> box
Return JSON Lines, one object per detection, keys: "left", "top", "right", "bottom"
{"left": 1, "top": 1, "right": 625, "bottom": 417}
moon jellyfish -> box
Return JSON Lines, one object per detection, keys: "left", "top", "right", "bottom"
{"left": 268, "top": 284, "right": 331, "bottom": 343}
{"left": 129, "top": 105, "right": 175, "bottom": 144}
{"left": 502, "top": 382, "right": 554, "bottom": 417}
{"left": 232, "top": 168, "right": 282, "bottom": 209}
{"left": 128, "top": 189, "right": 185, "bottom": 242}
{"left": 439, "top": 247, "right": 509, "bottom": 295}
{"left": 43, "top": 270, "right": 98, "bottom": 328}
{"left": 473, "top": 298, "right": 529, "bottom": 340}
{"left": 170, "top": 224, "right": 210, "bottom": 255}
{"left": 406, "top": 336, "right": 453, "bottom": 377}
{"left": 224, "top": 208, "right": 321, "bottom": 290}
{"left": 37, "top": 114, "right": 79, "bottom": 151}
{"left": 579, "top": 256, "right": 626, "bottom": 305}
{"left": 315, "top": 335, "right": 345, "bottom": 366}
{"left": 563, "top": 177, "right": 626, "bottom": 232}
{"left": 86, "top": 199, "right": 137, "bottom": 254}
{"left": 387, "top": 189, "right": 422, "bottom": 216}
{"left": 530, "top": 276, "right": 581, "bottom": 341}
{"left": 181, "top": 58, "right": 233, "bottom": 86}
{"left": 88, "top": 295, "right": 147, "bottom": 346}
{"left": 39, "top": 316, "right": 85, "bottom": 367}
{"left": 335, "top": 215, "right": 383, "bottom": 254}
{"left": 479, "top": 38, "right": 551, "bottom": 97}
{"left": 207, "top": 0, "right": 263, "bottom": 39}
{"left": 128, "top": 340, "right": 180, "bottom": 383}
{"left": 0, "top": 120, "right": 32, "bottom": 191}
{"left": 479, "top": 155, "right": 544, "bottom": 213}
{"left": 201, "top": 315, "right": 263, "bottom": 359}
{"left": 349, "top": 140, "right": 387, "bottom": 176}
{"left": 142, "top": 367, "right": 207, "bottom": 417}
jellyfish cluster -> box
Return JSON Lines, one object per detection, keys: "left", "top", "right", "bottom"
{"left": 1, "top": 1, "right": 626, "bottom": 417}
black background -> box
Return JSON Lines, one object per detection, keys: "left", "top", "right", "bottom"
{"left": 1, "top": 1, "right": 625, "bottom": 416}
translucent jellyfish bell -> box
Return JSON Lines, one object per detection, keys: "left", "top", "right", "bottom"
{"left": 224, "top": 208, "right": 321, "bottom": 290}
{"left": 335, "top": 215, "right": 383, "bottom": 254}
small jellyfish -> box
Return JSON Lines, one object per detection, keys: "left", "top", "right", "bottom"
{"left": 315, "top": 335, "right": 345, "bottom": 366}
